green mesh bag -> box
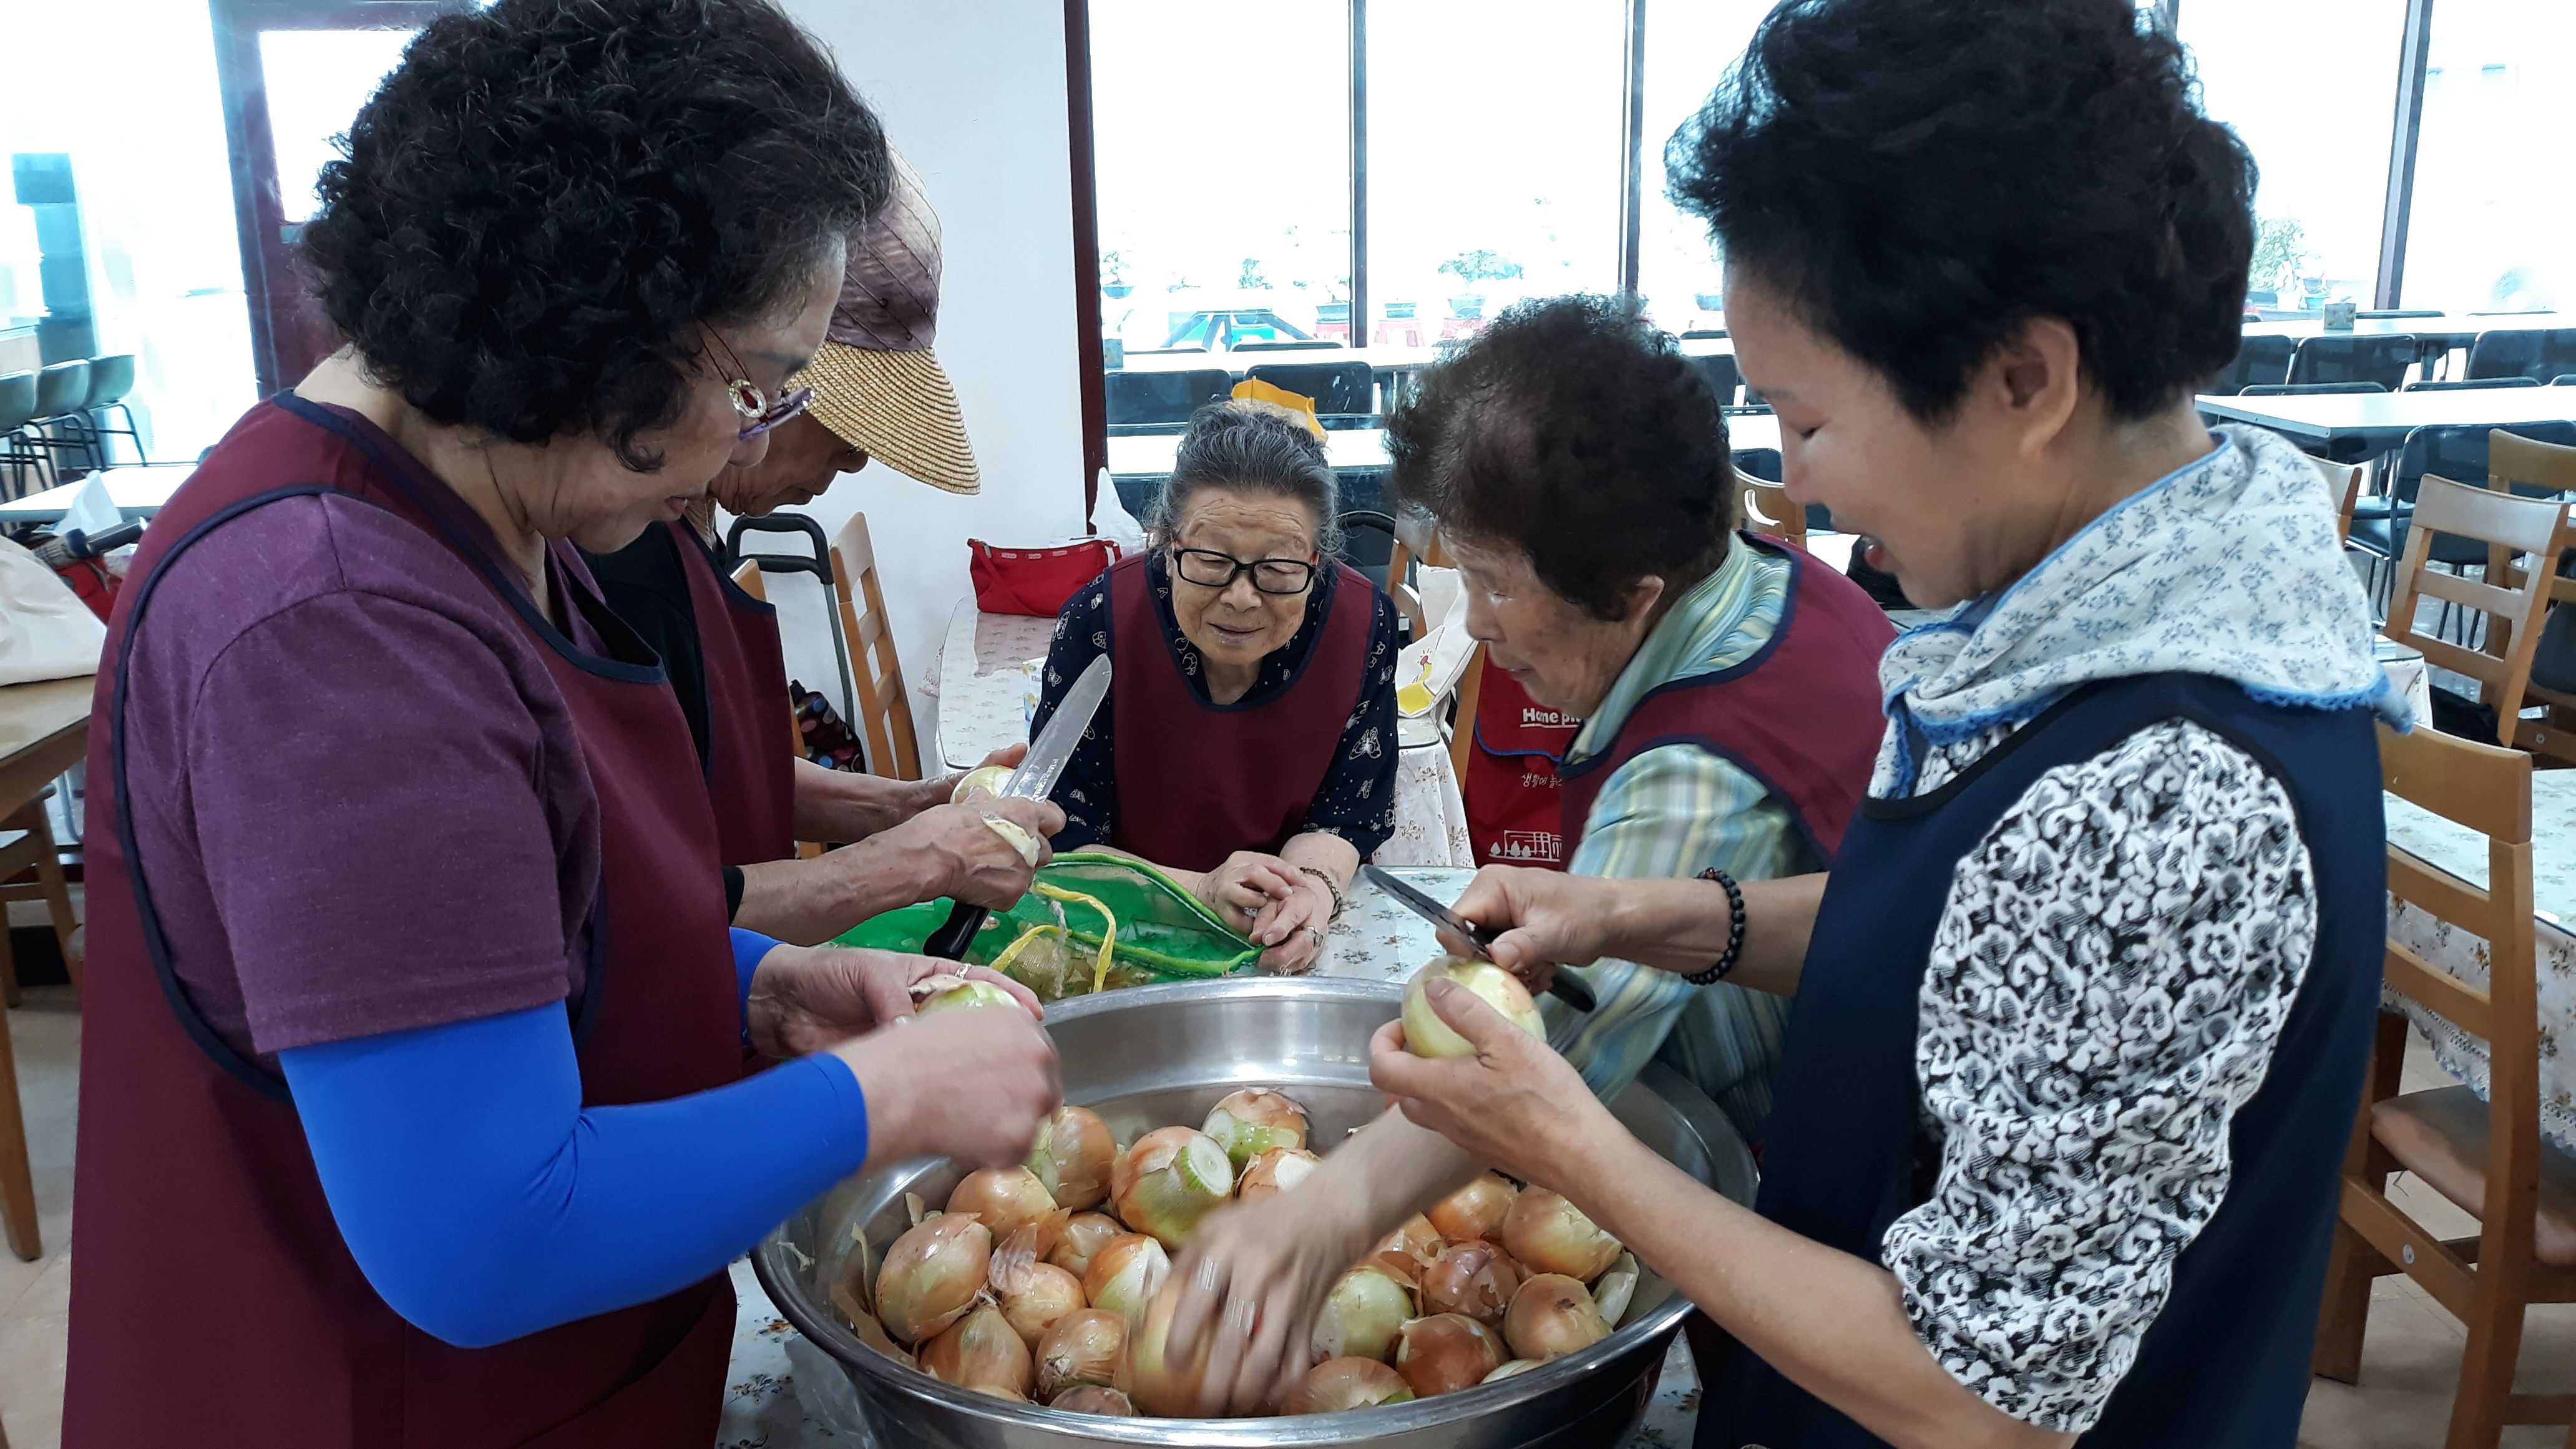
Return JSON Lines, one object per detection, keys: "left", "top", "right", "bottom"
{"left": 832, "top": 852, "right": 1261, "bottom": 1001}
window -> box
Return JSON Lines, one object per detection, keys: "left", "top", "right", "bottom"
{"left": 1089, "top": 0, "right": 1350, "bottom": 356}
{"left": 2177, "top": 0, "right": 2411, "bottom": 312}
{"left": 2399, "top": 0, "right": 2576, "bottom": 313}
{"left": 1634, "top": 0, "right": 1772, "bottom": 331}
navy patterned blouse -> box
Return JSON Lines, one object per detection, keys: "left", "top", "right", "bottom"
{"left": 1032, "top": 549, "right": 1400, "bottom": 859}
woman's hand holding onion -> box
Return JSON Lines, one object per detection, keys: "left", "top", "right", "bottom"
{"left": 1433, "top": 866, "right": 1630, "bottom": 998}
{"left": 886, "top": 796, "right": 1064, "bottom": 909}
{"left": 747, "top": 945, "right": 1038, "bottom": 1058}
{"left": 834, "top": 1006, "right": 1062, "bottom": 1173}
{"left": 1157, "top": 1191, "right": 1380, "bottom": 1415}
{"left": 1367, "top": 980, "right": 1609, "bottom": 1191}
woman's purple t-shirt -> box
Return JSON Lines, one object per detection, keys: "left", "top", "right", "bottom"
{"left": 120, "top": 446, "right": 608, "bottom": 1065}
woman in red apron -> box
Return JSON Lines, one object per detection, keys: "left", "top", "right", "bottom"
{"left": 1028, "top": 401, "right": 1402, "bottom": 973}
{"left": 585, "top": 147, "right": 1056, "bottom": 947}
{"left": 64, "top": 6, "right": 1056, "bottom": 1445}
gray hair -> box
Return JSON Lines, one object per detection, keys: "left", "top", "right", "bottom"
{"left": 1149, "top": 401, "right": 1344, "bottom": 556}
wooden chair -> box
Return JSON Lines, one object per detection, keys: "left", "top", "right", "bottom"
{"left": 829, "top": 513, "right": 923, "bottom": 782}
{"left": 1740, "top": 472, "right": 1807, "bottom": 550}
{"left": 0, "top": 789, "right": 79, "bottom": 1003}
{"left": 1386, "top": 527, "right": 1453, "bottom": 640}
{"left": 2311, "top": 456, "right": 2367, "bottom": 544}
{"left": 731, "top": 562, "right": 827, "bottom": 861}
{"left": 2313, "top": 722, "right": 2575, "bottom": 1448}
{"left": 2381, "top": 474, "right": 2569, "bottom": 749}
{"left": 2486, "top": 432, "right": 2576, "bottom": 761}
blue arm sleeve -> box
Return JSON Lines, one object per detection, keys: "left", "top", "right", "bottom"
{"left": 280, "top": 1003, "right": 868, "bottom": 1349}
{"left": 731, "top": 927, "right": 781, "bottom": 1041}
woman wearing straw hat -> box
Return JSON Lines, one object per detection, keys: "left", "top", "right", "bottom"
{"left": 589, "top": 150, "right": 1059, "bottom": 947}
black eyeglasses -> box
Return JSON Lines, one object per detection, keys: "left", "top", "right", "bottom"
{"left": 1170, "top": 547, "right": 1316, "bottom": 595}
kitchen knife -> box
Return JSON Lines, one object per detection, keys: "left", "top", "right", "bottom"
{"left": 923, "top": 655, "right": 1110, "bottom": 960}
{"left": 1360, "top": 866, "right": 1595, "bottom": 1013}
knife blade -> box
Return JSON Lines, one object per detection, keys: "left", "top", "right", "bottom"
{"left": 1360, "top": 866, "right": 1594, "bottom": 1013}
{"left": 923, "top": 656, "right": 1111, "bottom": 960}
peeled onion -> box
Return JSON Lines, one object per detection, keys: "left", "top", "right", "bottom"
{"left": 1483, "top": 1358, "right": 1542, "bottom": 1383}
{"left": 947, "top": 1167, "right": 1059, "bottom": 1244}
{"left": 1311, "top": 1266, "right": 1413, "bottom": 1364}
{"left": 914, "top": 975, "right": 1022, "bottom": 1017}
{"left": 1400, "top": 957, "right": 1544, "bottom": 1058}
{"left": 1081, "top": 1232, "right": 1170, "bottom": 1327}
{"left": 876, "top": 1212, "right": 992, "bottom": 1343}
{"left": 1366, "top": 1214, "right": 1445, "bottom": 1288}
{"left": 1428, "top": 1173, "right": 1519, "bottom": 1243}
{"left": 952, "top": 764, "right": 1014, "bottom": 803}
{"left": 1047, "top": 1385, "right": 1137, "bottom": 1416}
{"left": 1118, "top": 1284, "right": 1214, "bottom": 1418}
{"left": 1420, "top": 1240, "right": 1521, "bottom": 1326}
{"left": 1034, "top": 1308, "right": 1126, "bottom": 1401}
{"left": 1048, "top": 1211, "right": 1125, "bottom": 1281}
{"left": 1283, "top": 1357, "right": 1417, "bottom": 1414}
{"left": 1503, "top": 1273, "right": 1609, "bottom": 1362}
{"left": 920, "top": 1304, "right": 1033, "bottom": 1399}
{"left": 1110, "top": 1126, "right": 1235, "bottom": 1248}
{"left": 1393, "top": 1313, "right": 1504, "bottom": 1398}
{"left": 1500, "top": 1189, "right": 1621, "bottom": 1282}
{"left": 999, "top": 1261, "right": 1086, "bottom": 1348}
{"left": 1027, "top": 1106, "right": 1116, "bottom": 1212}
{"left": 1234, "top": 1146, "right": 1321, "bottom": 1204}
{"left": 1201, "top": 1088, "right": 1310, "bottom": 1171}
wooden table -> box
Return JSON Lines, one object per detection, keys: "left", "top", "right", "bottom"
{"left": 0, "top": 462, "right": 193, "bottom": 524}
{"left": 2197, "top": 388, "right": 2576, "bottom": 452}
{"left": 0, "top": 673, "right": 90, "bottom": 1261}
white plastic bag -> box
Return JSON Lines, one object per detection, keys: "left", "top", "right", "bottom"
{"left": 0, "top": 537, "right": 107, "bottom": 685}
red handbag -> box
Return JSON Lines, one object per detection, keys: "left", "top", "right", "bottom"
{"left": 968, "top": 538, "right": 1122, "bottom": 616}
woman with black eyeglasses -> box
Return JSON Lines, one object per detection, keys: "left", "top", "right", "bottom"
{"left": 1029, "top": 400, "right": 1400, "bottom": 973}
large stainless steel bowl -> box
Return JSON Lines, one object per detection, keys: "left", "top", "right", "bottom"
{"left": 754, "top": 977, "right": 1754, "bottom": 1448}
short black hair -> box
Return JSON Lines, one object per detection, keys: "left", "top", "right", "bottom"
{"left": 1154, "top": 401, "right": 1344, "bottom": 555}
{"left": 303, "top": 0, "right": 887, "bottom": 471}
{"left": 1387, "top": 295, "right": 1734, "bottom": 622}
{"left": 1668, "top": 0, "right": 2253, "bottom": 423}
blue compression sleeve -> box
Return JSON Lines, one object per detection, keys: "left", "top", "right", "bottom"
{"left": 280, "top": 1003, "right": 867, "bottom": 1349}
{"left": 731, "top": 927, "right": 781, "bottom": 1042}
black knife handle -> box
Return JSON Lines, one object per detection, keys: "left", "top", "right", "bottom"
{"left": 924, "top": 900, "right": 987, "bottom": 961}
{"left": 1547, "top": 973, "right": 1597, "bottom": 1013}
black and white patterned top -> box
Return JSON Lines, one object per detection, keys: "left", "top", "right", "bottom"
{"left": 1878, "top": 716, "right": 2319, "bottom": 1433}
{"left": 1033, "top": 550, "right": 1400, "bottom": 859}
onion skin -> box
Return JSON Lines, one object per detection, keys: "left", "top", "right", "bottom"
{"left": 1028, "top": 1106, "right": 1116, "bottom": 1211}
{"left": 1283, "top": 1357, "right": 1417, "bottom": 1414}
{"left": 1428, "top": 1173, "right": 1519, "bottom": 1243}
{"left": 1483, "top": 1358, "right": 1542, "bottom": 1383}
{"left": 920, "top": 1304, "right": 1034, "bottom": 1399}
{"left": 1046, "top": 1385, "right": 1138, "bottom": 1416}
{"left": 1420, "top": 1240, "right": 1522, "bottom": 1326}
{"left": 1504, "top": 1274, "right": 1610, "bottom": 1362}
{"left": 1034, "top": 1309, "right": 1127, "bottom": 1401}
{"left": 1201, "top": 1088, "right": 1310, "bottom": 1171}
{"left": 1500, "top": 1188, "right": 1622, "bottom": 1282}
{"left": 1393, "top": 1313, "right": 1505, "bottom": 1398}
{"left": 1366, "top": 1214, "right": 1445, "bottom": 1288}
{"left": 999, "top": 1261, "right": 1086, "bottom": 1348}
{"left": 1311, "top": 1266, "right": 1414, "bottom": 1364}
{"left": 1593, "top": 1251, "right": 1641, "bottom": 1328}
{"left": 1048, "top": 1211, "right": 1125, "bottom": 1281}
{"left": 1080, "top": 1232, "right": 1170, "bottom": 1327}
{"left": 915, "top": 978, "right": 1022, "bottom": 1017}
{"left": 1400, "top": 957, "right": 1544, "bottom": 1058}
{"left": 1118, "top": 1284, "right": 1216, "bottom": 1418}
{"left": 1234, "top": 1146, "right": 1322, "bottom": 1204}
{"left": 952, "top": 765, "right": 1015, "bottom": 803}
{"left": 876, "top": 1212, "right": 992, "bottom": 1343}
{"left": 947, "top": 1167, "right": 1059, "bottom": 1244}
{"left": 1110, "top": 1126, "right": 1235, "bottom": 1248}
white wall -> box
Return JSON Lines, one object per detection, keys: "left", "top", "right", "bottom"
{"left": 762, "top": 0, "right": 1089, "bottom": 767}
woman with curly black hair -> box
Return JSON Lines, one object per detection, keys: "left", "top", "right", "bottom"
{"left": 1155, "top": 2, "right": 2405, "bottom": 1445}
{"left": 64, "top": 4, "right": 1060, "bottom": 1445}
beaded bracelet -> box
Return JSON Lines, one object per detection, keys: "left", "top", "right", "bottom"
{"left": 1297, "top": 866, "right": 1349, "bottom": 923}
{"left": 1683, "top": 867, "right": 1748, "bottom": 985}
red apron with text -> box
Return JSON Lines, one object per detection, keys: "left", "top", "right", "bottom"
{"left": 1463, "top": 659, "right": 1583, "bottom": 869}
{"left": 1557, "top": 534, "right": 1895, "bottom": 866}
{"left": 669, "top": 520, "right": 798, "bottom": 866}
{"left": 64, "top": 396, "right": 743, "bottom": 1448}
{"left": 1108, "top": 554, "right": 1373, "bottom": 872}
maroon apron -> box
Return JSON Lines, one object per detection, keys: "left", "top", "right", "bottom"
{"left": 1107, "top": 554, "right": 1373, "bottom": 872}
{"left": 1558, "top": 534, "right": 1895, "bottom": 867}
{"left": 65, "top": 396, "right": 742, "bottom": 1448}
{"left": 667, "top": 520, "right": 798, "bottom": 866}
{"left": 1462, "top": 661, "right": 1583, "bottom": 869}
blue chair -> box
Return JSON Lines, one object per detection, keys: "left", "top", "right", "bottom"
{"left": 2289, "top": 334, "right": 2417, "bottom": 391}
{"left": 2207, "top": 334, "right": 2296, "bottom": 394}
{"left": 79, "top": 354, "right": 143, "bottom": 465}
{"left": 0, "top": 371, "right": 37, "bottom": 497}
{"left": 2240, "top": 382, "right": 2387, "bottom": 395}
{"left": 2405, "top": 376, "right": 2541, "bottom": 391}
{"left": 2464, "top": 327, "right": 2576, "bottom": 383}
{"left": 1106, "top": 369, "right": 1232, "bottom": 432}
{"left": 1334, "top": 509, "right": 1398, "bottom": 594}
{"left": 1245, "top": 361, "right": 1376, "bottom": 422}
{"left": 1689, "top": 353, "right": 1740, "bottom": 408}
{"left": 2360, "top": 310, "right": 2445, "bottom": 320}
{"left": 2555, "top": 374, "right": 2576, "bottom": 387}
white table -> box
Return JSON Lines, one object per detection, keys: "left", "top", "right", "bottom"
{"left": 1108, "top": 414, "right": 1785, "bottom": 484}
{"left": 2197, "top": 388, "right": 2576, "bottom": 452}
{"left": 1113, "top": 334, "right": 1735, "bottom": 378}
{"left": 0, "top": 463, "right": 192, "bottom": 524}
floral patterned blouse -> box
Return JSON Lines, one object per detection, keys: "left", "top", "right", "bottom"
{"left": 1032, "top": 549, "right": 1400, "bottom": 859}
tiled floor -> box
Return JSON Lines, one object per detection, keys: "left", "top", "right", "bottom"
{"left": 0, "top": 970, "right": 2559, "bottom": 1447}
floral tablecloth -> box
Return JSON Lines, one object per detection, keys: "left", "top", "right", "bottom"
{"left": 2383, "top": 768, "right": 2576, "bottom": 1158}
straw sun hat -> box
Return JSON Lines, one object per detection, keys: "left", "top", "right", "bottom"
{"left": 799, "top": 148, "right": 981, "bottom": 495}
